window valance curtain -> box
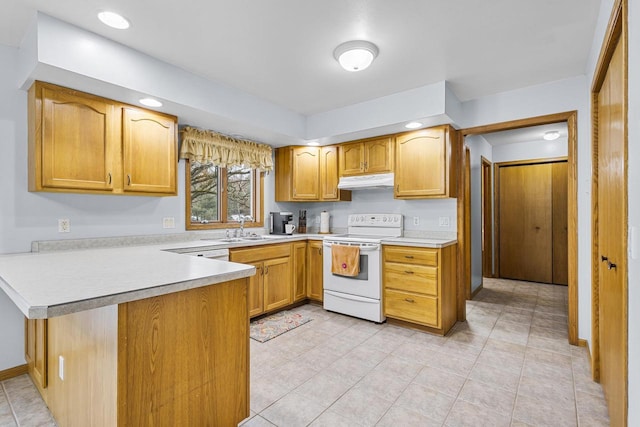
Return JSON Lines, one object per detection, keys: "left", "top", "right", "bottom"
{"left": 179, "top": 126, "right": 274, "bottom": 171}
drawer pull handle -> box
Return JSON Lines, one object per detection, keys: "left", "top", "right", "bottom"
{"left": 404, "top": 270, "right": 414, "bottom": 274}
{"left": 404, "top": 298, "right": 415, "bottom": 303}
{"left": 404, "top": 255, "right": 414, "bottom": 259}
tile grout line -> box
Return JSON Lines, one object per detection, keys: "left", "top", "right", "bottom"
{"left": 1, "top": 380, "right": 21, "bottom": 427}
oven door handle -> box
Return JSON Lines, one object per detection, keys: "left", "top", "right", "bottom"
{"left": 323, "top": 242, "right": 380, "bottom": 251}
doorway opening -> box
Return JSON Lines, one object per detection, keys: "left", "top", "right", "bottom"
{"left": 461, "top": 111, "right": 578, "bottom": 345}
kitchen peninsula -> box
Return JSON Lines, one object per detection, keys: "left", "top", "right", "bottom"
{"left": 0, "top": 245, "right": 255, "bottom": 426}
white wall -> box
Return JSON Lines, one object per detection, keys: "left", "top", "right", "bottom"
{"left": 624, "top": 1, "right": 639, "bottom": 424}
{"left": 492, "top": 138, "right": 568, "bottom": 163}
{"left": 465, "top": 135, "right": 492, "bottom": 292}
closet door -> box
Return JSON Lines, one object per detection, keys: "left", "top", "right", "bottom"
{"left": 499, "top": 163, "right": 553, "bottom": 283}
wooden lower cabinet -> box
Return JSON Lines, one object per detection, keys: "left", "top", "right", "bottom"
{"left": 29, "top": 278, "right": 249, "bottom": 427}
{"left": 25, "top": 318, "right": 48, "bottom": 393}
{"left": 230, "top": 243, "right": 292, "bottom": 317}
{"left": 383, "top": 244, "right": 457, "bottom": 335}
{"left": 306, "top": 240, "right": 324, "bottom": 302}
{"left": 293, "top": 242, "right": 307, "bottom": 302}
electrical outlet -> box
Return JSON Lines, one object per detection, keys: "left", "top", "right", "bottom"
{"left": 315, "top": 216, "right": 320, "bottom": 225}
{"left": 438, "top": 216, "right": 450, "bottom": 227}
{"left": 59, "top": 355, "right": 64, "bottom": 380}
{"left": 162, "top": 217, "right": 175, "bottom": 229}
{"left": 58, "top": 219, "right": 70, "bottom": 233}
{"left": 413, "top": 216, "right": 419, "bottom": 226}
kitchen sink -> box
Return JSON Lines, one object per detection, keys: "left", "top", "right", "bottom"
{"left": 201, "top": 234, "right": 294, "bottom": 243}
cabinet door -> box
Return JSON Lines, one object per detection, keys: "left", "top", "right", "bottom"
{"left": 365, "top": 137, "right": 393, "bottom": 174}
{"left": 293, "top": 242, "right": 307, "bottom": 302}
{"left": 247, "top": 262, "right": 264, "bottom": 317}
{"left": 25, "top": 318, "right": 48, "bottom": 389}
{"left": 320, "top": 146, "right": 340, "bottom": 200}
{"left": 395, "top": 127, "right": 448, "bottom": 198}
{"left": 263, "top": 257, "right": 292, "bottom": 312}
{"left": 339, "top": 142, "right": 364, "bottom": 176}
{"left": 292, "top": 147, "right": 320, "bottom": 200}
{"left": 306, "top": 241, "right": 324, "bottom": 301}
{"left": 122, "top": 108, "right": 177, "bottom": 195}
{"left": 39, "top": 86, "right": 116, "bottom": 191}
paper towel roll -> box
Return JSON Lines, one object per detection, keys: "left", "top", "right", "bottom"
{"left": 320, "top": 211, "right": 330, "bottom": 233}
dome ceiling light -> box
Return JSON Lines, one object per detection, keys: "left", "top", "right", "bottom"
{"left": 333, "top": 40, "right": 379, "bottom": 72}
{"left": 543, "top": 130, "right": 560, "bottom": 141}
{"left": 139, "top": 98, "right": 163, "bottom": 107}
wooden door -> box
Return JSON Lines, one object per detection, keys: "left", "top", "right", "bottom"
{"left": 552, "top": 162, "right": 568, "bottom": 285}
{"left": 499, "top": 163, "right": 553, "bottom": 283}
{"left": 481, "top": 157, "right": 493, "bottom": 278}
{"left": 40, "top": 86, "right": 115, "bottom": 191}
{"left": 365, "top": 137, "right": 393, "bottom": 174}
{"left": 292, "top": 242, "right": 307, "bottom": 302}
{"left": 291, "top": 147, "right": 320, "bottom": 200}
{"left": 395, "top": 127, "right": 446, "bottom": 198}
{"left": 596, "top": 34, "right": 627, "bottom": 427}
{"left": 464, "top": 147, "right": 471, "bottom": 298}
{"left": 122, "top": 108, "right": 177, "bottom": 194}
{"left": 263, "top": 256, "right": 292, "bottom": 312}
{"left": 307, "top": 241, "right": 323, "bottom": 301}
{"left": 339, "top": 142, "right": 364, "bottom": 176}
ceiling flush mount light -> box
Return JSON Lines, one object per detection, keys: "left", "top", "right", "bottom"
{"left": 98, "top": 11, "right": 130, "bottom": 29}
{"left": 307, "top": 141, "right": 319, "bottom": 146}
{"left": 333, "top": 40, "right": 379, "bottom": 72}
{"left": 139, "top": 98, "right": 162, "bottom": 107}
{"left": 405, "top": 121, "right": 423, "bottom": 129}
{"left": 543, "top": 130, "right": 560, "bottom": 141}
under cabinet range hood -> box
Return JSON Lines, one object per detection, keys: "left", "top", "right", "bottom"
{"left": 337, "top": 173, "right": 394, "bottom": 190}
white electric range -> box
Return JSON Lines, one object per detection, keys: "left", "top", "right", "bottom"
{"left": 322, "top": 214, "right": 403, "bottom": 322}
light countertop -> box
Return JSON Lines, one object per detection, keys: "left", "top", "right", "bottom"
{"left": 1, "top": 232, "right": 457, "bottom": 319}
{"left": 0, "top": 245, "right": 255, "bottom": 319}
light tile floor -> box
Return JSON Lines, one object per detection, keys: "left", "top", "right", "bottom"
{"left": 0, "top": 278, "right": 609, "bottom": 426}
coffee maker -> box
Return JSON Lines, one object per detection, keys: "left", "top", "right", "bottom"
{"left": 269, "top": 211, "right": 293, "bottom": 235}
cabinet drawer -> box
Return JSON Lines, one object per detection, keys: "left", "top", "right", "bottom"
{"left": 384, "top": 246, "right": 438, "bottom": 266}
{"left": 384, "top": 263, "right": 438, "bottom": 296}
{"left": 230, "top": 243, "right": 291, "bottom": 263}
{"left": 384, "top": 290, "right": 439, "bottom": 327}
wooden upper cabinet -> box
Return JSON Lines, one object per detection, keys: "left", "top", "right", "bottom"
{"left": 275, "top": 145, "right": 350, "bottom": 202}
{"left": 339, "top": 137, "right": 393, "bottom": 176}
{"left": 28, "top": 81, "right": 177, "bottom": 196}
{"left": 394, "top": 126, "right": 457, "bottom": 199}
{"left": 320, "top": 146, "right": 351, "bottom": 201}
{"left": 31, "top": 84, "right": 116, "bottom": 192}
{"left": 292, "top": 146, "right": 320, "bottom": 200}
{"left": 122, "top": 108, "right": 177, "bottom": 195}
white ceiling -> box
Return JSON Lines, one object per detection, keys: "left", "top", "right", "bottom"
{"left": 2, "top": 0, "right": 601, "bottom": 116}
{"left": 482, "top": 123, "right": 569, "bottom": 146}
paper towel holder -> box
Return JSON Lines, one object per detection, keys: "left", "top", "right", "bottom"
{"left": 319, "top": 211, "right": 331, "bottom": 234}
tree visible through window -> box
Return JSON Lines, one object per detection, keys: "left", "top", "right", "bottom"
{"left": 187, "top": 161, "right": 261, "bottom": 229}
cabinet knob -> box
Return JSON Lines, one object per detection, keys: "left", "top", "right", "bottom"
{"left": 404, "top": 298, "right": 415, "bottom": 303}
{"left": 264, "top": 265, "right": 269, "bottom": 275}
{"left": 318, "top": 248, "right": 322, "bottom": 255}
{"left": 127, "top": 174, "right": 131, "bottom": 186}
{"left": 405, "top": 255, "right": 414, "bottom": 259}
{"left": 107, "top": 172, "right": 112, "bottom": 185}
{"left": 404, "top": 270, "right": 414, "bottom": 274}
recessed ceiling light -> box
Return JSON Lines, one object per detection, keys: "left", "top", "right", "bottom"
{"left": 98, "top": 11, "right": 130, "bottom": 29}
{"left": 333, "top": 40, "right": 379, "bottom": 72}
{"left": 543, "top": 130, "right": 560, "bottom": 141}
{"left": 307, "top": 141, "right": 319, "bottom": 146}
{"left": 405, "top": 122, "right": 423, "bottom": 129}
{"left": 139, "top": 98, "right": 162, "bottom": 107}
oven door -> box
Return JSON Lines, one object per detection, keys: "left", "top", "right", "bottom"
{"left": 322, "top": 241, "right": 381, "bottom": 299}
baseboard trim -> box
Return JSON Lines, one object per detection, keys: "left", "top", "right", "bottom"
{"left": 578, "top": 338, "right": 588, "bottom": 347}
{"left": 471, "top": 284, "right": 484, "bottom": 299}
{"left": 0, "top": 364, "right": 28, "bottom": 382}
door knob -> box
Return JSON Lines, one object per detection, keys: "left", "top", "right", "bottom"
{"left": 601, "top": 255, "right": 608, "bottom": 262}
{"left": 607, "top": 261, "right": 617, "bottom": 270}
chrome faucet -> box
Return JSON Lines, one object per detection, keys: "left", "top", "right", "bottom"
{"left": 239, "top": 215, "right": 245, "bottom": 237}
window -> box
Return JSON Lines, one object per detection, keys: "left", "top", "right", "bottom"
{"left": 186, "top": 160, "right": 263, "bottom": 230}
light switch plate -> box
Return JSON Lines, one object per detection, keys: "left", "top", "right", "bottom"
{"left": 163, "top": 217, "right": 175, "bottom": 229}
